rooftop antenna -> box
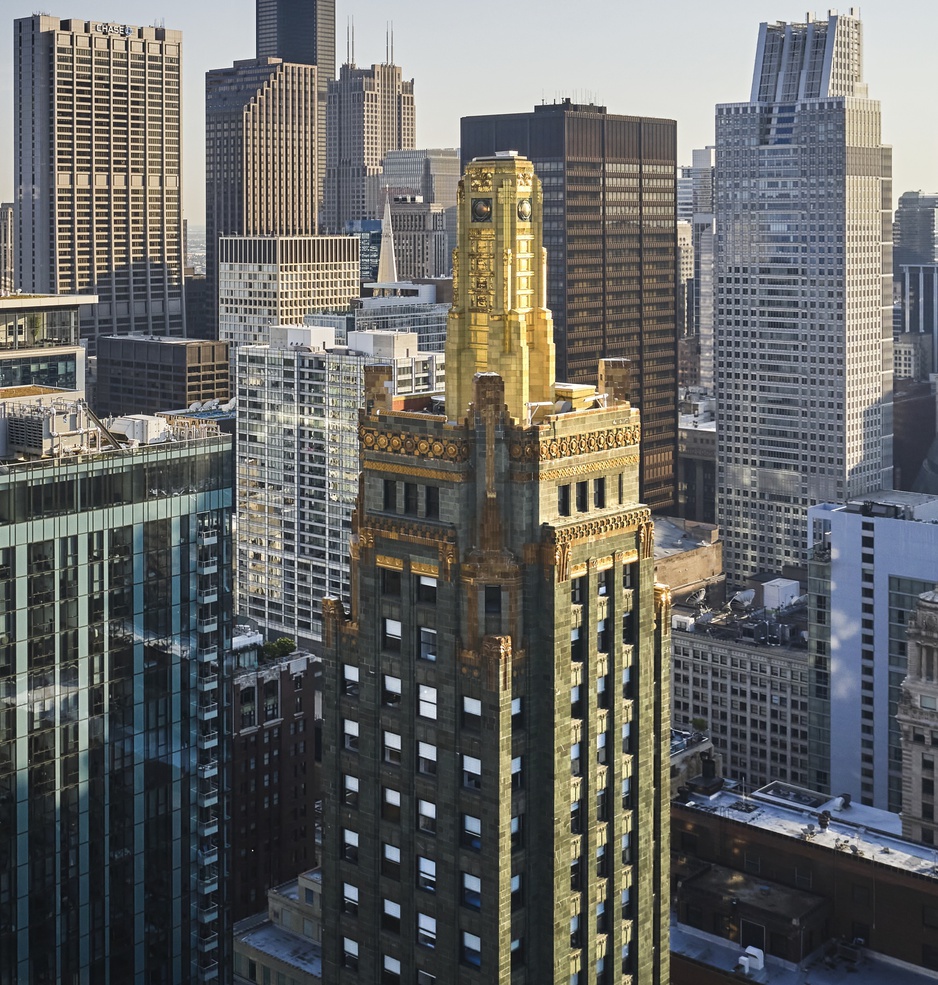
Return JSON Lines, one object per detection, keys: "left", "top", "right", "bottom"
{"left": 386, "top": 22, "right": 389, "bottom": 64}
{"left": 346, "top": 17, "right": 350, "bottom": 65}
{"left": 391, "top": 22, "right": 394, "bottom": 64}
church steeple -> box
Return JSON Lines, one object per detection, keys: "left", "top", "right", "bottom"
{"left": 445, "top": 152, "right": 555, "bottom": 422}
{"left": 376, "top": 190, "right": 398, "bottom": 283}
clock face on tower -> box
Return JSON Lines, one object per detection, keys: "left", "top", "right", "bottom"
{"left": 471, "top": 198, "right": 492, "bottom": 222}
{"left": 517, "top": 198, "right": 532, "bottom": 222}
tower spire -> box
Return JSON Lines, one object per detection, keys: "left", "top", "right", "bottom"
{"left": 376, "top": 190, "right": 398, "bottom": 284}
{"left": 445, "top": 153, "right": 555, "bottom": 423}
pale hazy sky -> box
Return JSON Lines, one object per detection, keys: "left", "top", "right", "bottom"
{"left": 2, "top": 1, "right": 937, "bottom": 223}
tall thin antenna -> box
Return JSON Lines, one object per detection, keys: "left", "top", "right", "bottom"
{"left": 351, "top": 16, "right": 355, "bottom": 66}
{"left": 391, "top": 22, "right": 394, "bottom": 64}
{"left": 385, "top": 22, "right": 389, "bottom": 64}
{"left": 346, "top": 17, "right": 350, "bottom": 65}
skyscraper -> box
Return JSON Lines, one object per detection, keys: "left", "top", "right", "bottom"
{"left": 324, "top": 61, "right": 416, "bottom": 232}
{"left": 256, "top": 0, "right": 335, "bottom": 204}
{"left": 15, "top": 16, "right": 185, "bottom": 348}
{"left": 320, "top": 153, "right": 670, "bottom": 985}
{"left": 0, "top": 402, "right": 233, "bottom": 983}
{"left": 461, "top": 101, "right": 679, "bottom": 512}
{"left": 715, "top": 11, "right": 893, "bottom": 582}
{"left": 205, "top": 58, "right": 320, "bottom": 335}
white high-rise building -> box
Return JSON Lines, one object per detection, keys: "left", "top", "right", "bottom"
{"left": 809, "top": 492, "right": 938, "bottom": 812}
{"left": 217, "top": 235, "right": 359, "bottom": 362}
{"left": 236, "top": 326, "right": 444, "bottom": 645}
{"left": 716, "top": 11, "right": 893, "bottom": 582}
{"left": 15, "top": 16, "right": 185, "bottom": 348}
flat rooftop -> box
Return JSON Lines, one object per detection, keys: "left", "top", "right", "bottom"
{"left": 234, "top": 917, "right": 322, "bottom": 978}
{"left": 678, "top": 782, "right": 938, "bottom": 881}
{"left": 672, "top": 922, "right": 938, "bottom": 984}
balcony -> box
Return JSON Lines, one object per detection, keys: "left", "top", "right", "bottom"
{"left": 197, "top": 588, "right": 219, "bottom": 606}
{"left": 197, "top": 674, "right": 218, "bottom": 693}
{"left": 198, "top": 814, "right": 219, "bottom": 838}
{"left": 196, "top": 645, "right": 218, "bottom": 663}
{"left": 197, "top": 731, "right": 218, "bottom": 751}
{"left": 197, "top": 701, "right": 219, "bottom": 722}
{"left": 198, "top": 782, "right": 219, "bottom": 809}
{"left": 197, "top": 557, "right": 218, "bottom": 576}
{"left": 197, "top": 616, "right": 218, "bottom": 635}
{"left": 198, "top": 871, "right": 219, "bottom": 895}
{"left": 198, "top": 761, "right": 219, "bottom": 781}
{"left": 197, "top": 904, "right": 219, "bottom": 924}
{"left": 198, "top": 846, "right": 219, "bottom": 867}
{"left": 198, "top": 531, "right": 218, "bottom": 547}
{"left": 197, "top": 932, "right": 219, "bottom": 954}
{"left": 199, "top": 959, "right": 219, "bottom": 982}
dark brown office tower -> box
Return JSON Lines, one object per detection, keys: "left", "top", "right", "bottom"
{"left": 95, "top": 336, "right": 230, "bottom": 417}
{"left": 461, "top": 102, "right": 679, "bottom": 511}
{"left": 230, "top": 649, "right": 320, "bottom": 920}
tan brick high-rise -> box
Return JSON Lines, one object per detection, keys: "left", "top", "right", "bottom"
{"left": 321, "top": 153, "right": 670, "bottom": 985}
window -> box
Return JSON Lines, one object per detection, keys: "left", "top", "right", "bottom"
{"left": 417, "top": 912, "right": 437, "bottom": 948}
{"left": 417, "top": 741, "right": 437, "bottom": 776}
{"left": 382, "top": 675, "right": 402, "bottom": 707}
{"left": 510, "top": 813, "right": 523, "bottom": 850}
{"left": 598, "top": 568, "right": 612, "bottom": 597}
{"left": 462, "top": 872, "right": 481, "bottom": 909}
{"left": 597, "top": 618, "right": 609, "bottom": 652}
{"left": 342, "top": 937, "right": 359, "bottom": 971}
{"left": 571, "top": 742, "right": 582, "bottom": 776}
{"left": 382, "top": 955, "right": 401, "bottom": 985}
{"left": 462, "top": 813, "right": 482, "bottom": 850}
{"left": 426, "top": 485, "right": 440, "bottom": 519}
{"left": 484, "top": 586, "right": 502, "bottom": 614}
{"left": 597, "top": 731, "right": 608, "bottom": 766}
{"left": 597, "top": 788, "right": 608, "bottom": 822}
{"left": 597, "top": 899, "right": 608, "bottom": 933}
{"left": 571, "top": 626, "right": 583, "bottom": 662}
{"left": 383, "top": 480, "right": 396, "bottom": 511}
{"left": 417, "top": 856, "right": 436, "bottom": 892}
{"left": 462, "top": 932, "right": 481, "bottom": 968}
{"left": 381, "top": 568, "right": 401, "bottom": 596}
{"left": 382, "top": 843, "right": 401, "bottom": 879}
{"left": 418, "top": 627, "right": 437, "bottom": 662}
{"left": 462, "top": 695, "right": 482, "bottom": 729}
{"left": 382, "top": 787, "right": 401, "bottom": 822}
{"left": 621, "top": 887, "right": 631, "bottom": 918}
{"left": 511, "top": 756, "right": 523, "bottom": 789}
{"left": 558, "top": 484, "right": 571, "bottom": 516}
{"left": 343, "top": 719, "right": 359, "bottom": 752}
{"left": 621, "top": 776, "right": 631, "bottom": 808}
{"left": 511, "top": 938, "right": 524, "bottom": 968}
{"left": 571, "top": 576, "right": 585, "bottom": 604}
{"left": 384, "top": 730, "right": 402, "bottom": 765}
{"left": 343, "top": 774, "right": 359, "bottom": 808}
{"left": 570, "top": 913, "right": 581, "bottom": 948}
{"left": 417, "top": 799, "right": 436, "bottom": 834}
{"left": 463, "top": 755, "right": 482, "bottom": 790}
{"left": 576, "top": 480, "right": 588, "bottom": 512}
{"left": 383, "top": 618, "right": 402, "bottom": 652}
{"left": 511, "top": 696, "right": 523, "bottom": 727}
{"left": 594, "top": 477, "right": 606, "bottom": 508}
{"left": 418, "top": 684, "right": 438, "bottom": 720}
{"left": 597, "top": 675, "right": 608, "bottom": 708}
{"left": 342, "top": 829, "right": 359, "bottom": 863}
{"left": 343, "top": 882, "right": 359, "bottom": 915}
{"left": 511, "top": 873, "right": 523, "bottom": 910}
{"left": 342, "top": 665, "right": 360, "bottom": 697}
{"left": 571, "top": 800, "right": 582, "bottom": 835}
{"left": 382, "top": 898, "right": 401, "bottom": 933}
{"left": 417, "top": 576, "right": 438, "bottom": 605}
{"left": 571, "top": 685, "right": 582, "bottom": 718}
{"left": 404, "top": 483, "right": 418, "bottom": 514}
{"left": 417, "top": 973, "right": 436, "bottom": 985}
{"left": 622, "top": 721, "right": 632, "bottom": 754}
